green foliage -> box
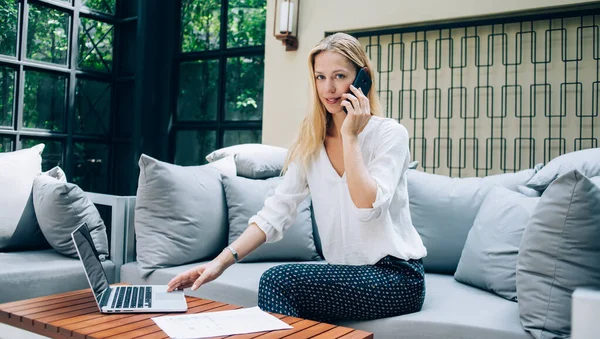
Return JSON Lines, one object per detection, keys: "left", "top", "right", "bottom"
{"left": 178, "top": 60, "right": 219, "bottom": 120}
{"left": 27, "top": 3, "right": 69, "bottom": 65}
{"left": 0, "top": 136, "right": 11, "bottom": 152}
{"left": 225, "top": 56, "right": 264, "bottom": 120}
{"left": 227, "top": 0, "right": 266, "bottom": 48}
{"left": 83, "top": 0, "right": 116, "bottom": 14}
{"left": 181, "top": 0, "right": 221, "bottom": 52}
{"left": 78, "top": 17, "right": 114, "bottom": 72}
{"left": 0, "top": 66, "right": 15, "bottom": 127}
{"left": 0, "top": 0, "right": 18, "bottom": 56}
{"left": 22, "top": 71, "right": 66, "bottom": 131}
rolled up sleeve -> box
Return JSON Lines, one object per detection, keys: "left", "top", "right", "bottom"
{"left": 248, "top": 160, "right": 309, "bottom": 243}
{"left": 352, "top": 122, "right": 410, "bottom": 222}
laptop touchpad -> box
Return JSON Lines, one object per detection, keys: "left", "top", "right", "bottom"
{"left": 155, "top": 292, "right": 184, "bottom": 301}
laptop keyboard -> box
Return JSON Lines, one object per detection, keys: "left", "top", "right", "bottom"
{"left": 111, "top": 286, "right": 152, "bottom": 309}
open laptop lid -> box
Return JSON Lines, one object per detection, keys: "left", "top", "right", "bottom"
{"left": 71, "top": 223, "right": 111, "bottom": 309}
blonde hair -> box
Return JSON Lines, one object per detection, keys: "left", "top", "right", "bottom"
{"left": 283, "top": 32, "right": 383, "bottom": 172}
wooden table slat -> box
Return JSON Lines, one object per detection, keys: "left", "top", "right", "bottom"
{"left": 58, "top": 298, "right": 216, "bottom": 335}
{"left": 0, "top": 287, "right": 373, "bottom": 339}
{"left": 252, "top": 319, "right": 319, "bottom": 339}
{"left": 18, "top": 299, "right": 97, "bottom": 318}
{"left": 338, "top": 330, "right": 374, "bottom": 339}
{"left": 0, "top": 289, "right": 90, "bottom": 308}
{"left": 284, "top": 322, "right": 337, "bottom": 339}
{"left": 2, "top": 293, "right": 94, "bottom": 313}
{"left": 34, "top": 305, "right": 100, "bottom": 324}
{"left": 310, "top": 326, "right": 355, "bottom": 339}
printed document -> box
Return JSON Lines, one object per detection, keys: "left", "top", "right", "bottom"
{"left": 152, "top": 306, "right": 293, "bottom": 338}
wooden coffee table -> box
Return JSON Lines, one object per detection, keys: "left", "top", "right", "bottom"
{"left": 0, "top": 288, "right": 373, "bottom": 339}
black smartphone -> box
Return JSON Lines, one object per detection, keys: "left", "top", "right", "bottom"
{"left": 344, "top": 67, "right": 372, "bottom": 113}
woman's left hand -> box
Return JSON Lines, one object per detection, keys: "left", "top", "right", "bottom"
{"left": 341, "top": 85, "right": 371, "bottom": 139}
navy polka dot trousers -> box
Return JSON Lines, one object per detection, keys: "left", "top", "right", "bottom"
{"left": 258, "top": 256, "right": 425, "bottom": 323}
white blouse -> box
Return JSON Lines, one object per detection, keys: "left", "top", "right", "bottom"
{"left": 249, "top": 116, "right": 427, "bottom": 265}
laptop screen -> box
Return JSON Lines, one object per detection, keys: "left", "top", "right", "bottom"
{"left": 71, "top": 223, "right": 110, "bottom": 305}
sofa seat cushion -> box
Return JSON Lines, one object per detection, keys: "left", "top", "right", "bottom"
{"left": 340, "top": 274, "right": 530, "bottom": 339}
{"left": 0, "top": 249, "right": 115, "bottom": 303}
{"left": 121, "top": 263, "right": 529, "bottom": 339}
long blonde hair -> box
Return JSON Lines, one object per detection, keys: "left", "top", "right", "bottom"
{"left": 283, "top": 32, "right": 383, "bottom": 172}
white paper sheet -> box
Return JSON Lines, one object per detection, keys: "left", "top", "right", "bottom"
{"left": 152, "top": 306, "right": 293, "bottom": 339}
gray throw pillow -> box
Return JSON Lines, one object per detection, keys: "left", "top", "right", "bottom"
{"left": 517, "top": 170, "right": 600, "bottom": 339}
{"left": 222, "top": 175, "right": 320, "bottom": 262}
{"left": 454, "top": 185, "right": 539, "bottom": 301}
{"left": 32, "top": 167, "right": 109, "bottom": 259}
{"left": 526, "top": 147, "right": 600, "bottom": 192}
{"left": 407, "top": 168, "right": 536, "bottom": 274}
{"left": 0, "top": 144, "right": 49, "bottom": 251}
{"left": 135, "top": 154, "right": 236, "bottom": 277}
{"left": 205, "top": 143, "right": 288, "bottom": 179}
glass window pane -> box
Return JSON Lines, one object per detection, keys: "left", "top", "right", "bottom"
{"left": 75, "top": 78, "right": 111, "bottom": 135}
{"left": 82, "top": 0, "right": 116, "bottom": 15}
{"left": 225, "top": 56, "right": 263, "bottom": 121}
{"left": 0, "top": 0, "right": 19, "bottom": 57}
{"left": 178, "top": 60, "right": 219, "bottom": 121}
{"left": 27, "top": 4, "right": 70, "bottom": 65}
{"left": 227, "top": 0, "right": 266, "bottom": 48}
{"left": 78, "top": 18, "right": 113, "bottom": 72}
{"left": 21, "top": 138, "right": 63, "bottom": 171}
{"left": 23, "top": 70, "right": 66, "bottom": 131}
{"left": 0, "top": 66, "right": 16, "bottom": 127}
{"left": 175, "top": 130, "right": 216, "bottom": 166}
{"left": 72, "top": 142, "right": 109, "bottom": 193}
{"left": 0, "top": 136, "right": 13, "bottom": 152}
{"left": 181, "top": 0, "right": 220, "bottom": 52}
{"left": 223, "top": 129, "right": 261, "bottom": 147}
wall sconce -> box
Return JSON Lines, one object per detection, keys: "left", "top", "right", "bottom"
{"left": 273, "top": 0, "right": 300, "bottom": 51}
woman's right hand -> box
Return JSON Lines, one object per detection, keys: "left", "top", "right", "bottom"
{"left": 166, "top": 259, "right": 225, "bottom": 292}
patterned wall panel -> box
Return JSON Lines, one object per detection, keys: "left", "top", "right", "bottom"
{"left": 358, "top": 14, "right": 600, "bottom": 177}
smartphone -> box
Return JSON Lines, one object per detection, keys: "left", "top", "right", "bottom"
{"left": 343, "top": 67, "right": 372, "bottom": 113}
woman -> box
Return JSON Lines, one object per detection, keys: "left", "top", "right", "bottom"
{"left": 167, "top": 32, "right": 427, "bottom": 322}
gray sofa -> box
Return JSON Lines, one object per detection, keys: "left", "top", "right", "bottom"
{"left": 0, "top": 193, "right": 134, "bottom": 304}
{"left": 119, "top": 171, "right": 533, "bottom": 339}
{"left": 116, "top": 147, "right": 600, "bottom": 339}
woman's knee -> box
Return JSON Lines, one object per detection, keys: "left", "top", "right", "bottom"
{"left": 259, "top": 265, "right": 291, "bottom": 291}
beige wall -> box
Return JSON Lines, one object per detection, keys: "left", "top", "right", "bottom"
{"left": 262, "top": 0, "right": 598, "bottom": 148}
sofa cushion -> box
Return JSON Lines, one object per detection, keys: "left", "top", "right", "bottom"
{"left": 340, "top": 274, "right": 530, "bottom": 339}
{"left": 0, "top": 144, "right": 49, "bottom": 251}
{"left": 517, "top": 170, "right": 600, "bottom": 339}
{"left": 454, "top": 186, "right": 539, "bottom": 301}
{"left": 222, "top": 175, "right": 320, "bottom": 262}
{"left": 134, "top": 154, "right": 236, "bottom": 277}
{"left": 120, "top": 262, "right": 528, "bottom": 339}
{"left": 32, "top": 167, "right": 109, "bottom": 259}
{"left": 526, "top": 147, "right": 600, "bottom": 191}
{"left": 407, "top": 168, "right": 536, "bottom": 274}
{"left": 206, "top": 143, "right": 288, "bottom": 179}
{"left": 0, "top": 249, "right": 115, "bottom": 303}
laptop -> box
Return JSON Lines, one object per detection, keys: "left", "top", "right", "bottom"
{"left": 71, "top": 223, "right": 187, "bottom": 313}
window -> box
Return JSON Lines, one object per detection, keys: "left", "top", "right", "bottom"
{"left": 0, "top": 0, "right": 136, "bottom": 194}
{"left": 174, "top": 0, "right": 266, "bottom": 166}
